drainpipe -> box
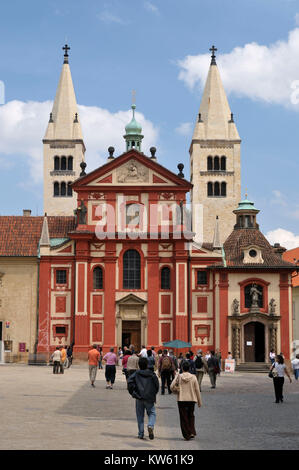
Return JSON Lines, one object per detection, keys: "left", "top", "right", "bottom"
{"left": 72, "top": 243, "right": 76, "bottom": 348}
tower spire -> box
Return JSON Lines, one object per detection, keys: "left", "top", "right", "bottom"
{"left": 124, "top": 92, "right": 144, "bottom": 152}
{"left": 209, "top": 45, "right": 217, "bottom": 65}
{"left": 62, "top": 43, "right": 70, "bottom": 64}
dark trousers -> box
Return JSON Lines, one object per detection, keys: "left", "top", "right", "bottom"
{"left": 105, "top": 365, "right": 116, "bottom": 384}
{"left": 273, "top": 377, "right": 284, "bottom": 402}
{"left": 161, "top": 370, "right": 172, "bottom": 394}
{"left": 53, "top": 361, "right": 60, "bottom": 374}
{"left": 178, "top": 402, "right": 196, "bottom": 439}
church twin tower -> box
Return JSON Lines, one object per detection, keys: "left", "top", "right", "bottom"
{"left": 43, "top": 45, "right": 241, "bottom": 244}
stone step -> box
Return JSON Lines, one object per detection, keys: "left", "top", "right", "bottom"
{"left": 236, "top": 362, "right": 271, "bottom": 373}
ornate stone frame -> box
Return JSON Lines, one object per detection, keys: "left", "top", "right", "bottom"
{"left": 115, "top": 294, "right": 148, "bottom": 348}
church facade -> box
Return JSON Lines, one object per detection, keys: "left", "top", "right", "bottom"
{"left": 0, "top": 46, "right": 296, "bottom": 364}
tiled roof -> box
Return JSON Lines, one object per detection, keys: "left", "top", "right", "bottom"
{"left": 283, "top": 248, "right": 299, "bottom": 286}
{"left": 212, "top": 228, "right": 295, "bottom": 269}
{"left": 0, "top": 216, "right": 76, "bottom": 257}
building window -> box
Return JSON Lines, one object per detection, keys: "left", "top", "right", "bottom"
{"left": 207, "top": 182, "right": 213, "bottom": 196}
{"left": 244, "top": 284, "right": 263, "bottom": 308}
{"left": 207, "top": 156, "right": 213, "bottom": 171}
{"left": 68, "top": 156, "right": 73, "bottom": 170}
{"left": 214, "top": 156, "right": 220, "bottom": 171}
{"left": 123, "top": 249, "right": 141, "bottom": 289}
{"left": 197, "top": 271, "right": 208, "bottom": 285}
{"left": 61, "top": 156, "right": 67, "bottom": 171}
{"left": 56, "top": 270, "right": 67, "bottom": 285}
{"left": 221, "top": 182, "right": 227, "bottom": 197}
{"left": 221, "top": 156, "right": 226, "bottom": 171}
{"left": 60, "top": 182, "right": 66, "bottom": 196}
{"left": 214, "top": 181, "right": 220, "bottom": 196}
{"left": 54, "top": 156, "right": 60, "bottom": 170}
{"left": 93, "top": 267, "right": 103, "bottom": 289}
{"left": 54, "top": 182, "right": 60, "bottom": 197}
{"left": 55, "top": 326, "right": 66, "bottom": 335}
{"left": 67, "top": 182, "right": 72, "bottom": 197}
{"left": 161, "top": 267, "right": 171, "bottom": 290}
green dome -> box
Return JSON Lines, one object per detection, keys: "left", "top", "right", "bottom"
{"left": 234, "top": 198, "right": 259, "bottom": 212}
{"left": 125, "top": 104, "right": 142, "bottom": 135}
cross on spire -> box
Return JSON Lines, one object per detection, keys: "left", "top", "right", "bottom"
{"left": 209, "top": 45, "right": 217, "bottom": 65}
{"left": 62, "top": 44, "right": 70, "bottom": 63}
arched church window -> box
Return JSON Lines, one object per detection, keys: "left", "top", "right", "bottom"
{"left": 123, "top": 249, "right": 141, "bottom": 289}
{"left": 214, "top": 156, "right": 220, "bottom": 171}
{"left": 60, "top": 182, "right": 66, "bottom": 196}
{"left": 207, "top": 182, "right": 213, "bottom": 197}
{"left": 61, "top": 156, "right": 67, "bottom": 171}
{"left": 207, "top": 156, "right": 213, "bottom": 171}
{"left": 68, "top": 156, "right": 73, "bottom": 170}
{"left": 244, "top": 284, "right": 263, "bottom": 309}
{"left": 221, "top": 182, "right": 227, "bottom": 197}
{"left": 67, "top": 182, "right": 72, "bottom": 197}
{"left": 221, "top": 156, "right": 226, "bottom": 171}
{"left": 161, "top": 266, "right": 171, "bottom": 290}
{"left": 214, "top": 182, "right": 220, "bottom": 196}
{"left": 93, "top": 266, "right": 103, "bottom": 289}
{"left": 54, "top": 182, "right": 59, "bottom": 197}
{"left": 54, "top": 156, "right": 60, "bottom": 171}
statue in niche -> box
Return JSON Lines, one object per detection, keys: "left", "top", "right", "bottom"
{"left": 232, "top": 298, "right": 239, "bottom": 315}
{"left": 250, "top": 284, "right": 262, "bottom": 309}
{"left": 269, "top": 298, "right": 276, "bottom": 315}
{"left": 75, "top": 199, "right": 87, "bottom": 225}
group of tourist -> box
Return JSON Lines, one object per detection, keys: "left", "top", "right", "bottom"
{"left": 50, "top": 344, "right": 73, "bottom": 374}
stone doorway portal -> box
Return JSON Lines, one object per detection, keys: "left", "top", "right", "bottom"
{"left": 122, "top": 321, "right": 141, "bottom": 352}
{"left": 244, "top": 321, "right": 265, "bottom": 362}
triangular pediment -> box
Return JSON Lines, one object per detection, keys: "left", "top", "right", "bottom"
{"left": 116, "top": 293, "right": 147, "bottom": 306}
{"left": 72, "top": 149, "right": 192, "bottom": 189}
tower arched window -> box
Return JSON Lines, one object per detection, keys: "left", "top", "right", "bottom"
{"left": 207, "top": 156, "right": 213, "bottom": 171}
{"left": 123, "top": 249, "right": 141, "bottom": 289}
{"left": 214, "top": 182, "right": 220, "bottom": 196}
{"left": 67, "top": 182, "right": 72, "bottom": 197}
{"left": 60, "top": 182, "right": 66, "bottom": 196}
{"left": 207, "top": 182, "right": 213, "bottom": 197}
{"left": 68, "top": 156, "right": 73, "bottom": 170}
{"left": 221, "top": 156, "right": 226, "bottom": 171}
{"left": 221, "top": 182, "right": 227, "bottom": 197}
{"left": 161, "top": 266, "right": 171, "bottom": 290}
{"left": 61, "top": 156, "right": 67, "bottom": 171}
{"left": 54, "top": 182, "right": 59, "bottom": 197}
{"left": 54, "top": 156, "right": 60, "bottom": 171}
{"left": 93, "top": 266, "right": 103, "bottom": 289}
{"left": 214, "top": 156, "right": 220, "bottom": 171}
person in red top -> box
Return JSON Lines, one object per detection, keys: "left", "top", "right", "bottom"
{"left": 122, "top": 349, "right": 132, "bottom": 380}
{"left": 88, "top": 345, "right": 100, "bottom": 387}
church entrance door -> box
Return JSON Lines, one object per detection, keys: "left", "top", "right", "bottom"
{"left": 244, "top": 322, "right": 265, "bottom": 362}
{"left": 122, "top": 321, "right": 141, "bottom": 352}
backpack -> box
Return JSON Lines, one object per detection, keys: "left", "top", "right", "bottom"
{"left": 195, "top": 355, "right": 203, "bottom": 369}
{"left": 161, "top": 355, "right": 173, "bottom": 371}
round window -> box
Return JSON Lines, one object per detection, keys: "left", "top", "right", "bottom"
{"left": 249, "top": 249, "right": 257, "bottom": 258}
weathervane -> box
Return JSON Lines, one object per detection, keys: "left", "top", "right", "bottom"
{"left": 209, "top": 45, "right": 217, "bottom": 65}
{"left": 62, "top": 44, "right": 70, "bottom": 63}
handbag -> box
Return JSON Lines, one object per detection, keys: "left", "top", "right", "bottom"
{"left": 268, "top": 367, "right": 278, "bottom": 378}
{"left": 172, "top": 374, "right": 181, "bottom": 394}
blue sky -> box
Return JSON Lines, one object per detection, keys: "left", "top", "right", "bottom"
{"left": 0, "top": 0, "right": 299, "bottom": 248}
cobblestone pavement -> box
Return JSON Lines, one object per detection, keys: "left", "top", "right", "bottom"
{"left": 0, "top": 364, "right": 298, "bottom": 450}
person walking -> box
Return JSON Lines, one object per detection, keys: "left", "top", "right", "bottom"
{"left": 269, "top": 349, "right": 276, "bottom": 365}
{"left": 291, "top": 354, "right": 299, "bottom": 381}
{"left": 180, "top": 353, "right": 196, "bottom": 375}
{"left": 60, "top": 346, "right": 67, "bottom": 374}
{"left": 158, "top": 350, "right": 174, "bottom": 395}
{"left": 169, "top": 350, "right": 178, "bottom": 381}
{"left": 207, "top": 350, "right": 220, "bottom": 389}
{"left": 122, "top": 349, "right": 132, "bottom": 380}
{"left": 103, "top": 347, "right": 118, "bottom": 389}
{"left": 128, "top": 357, "right": 159, "bottom": 440}
{"left": 139, "top": 345, "right": 148, "bottom": 358}
{"left": 67, "top": 344, "right": 73, "bottom": 368}
{"left": 170, "top": 361, "right": 202, "bottom": 441}
{"left": 215, "top": 349, "right": 222, "bottom": 374}
{"left": 51, "top": 347, "right": 61, "bottom": 374}
{"left": 127, "top": 350, "right": 140, "bottom": 377}
{"left": 194, "top": 349, "right": 208, "bottom": 391}
{"left": 98, "top": 346, "right": 103, "bottom": 369}
{"left": 88, "top": 345, "right": 100, "bottom": 387}
{"left": 270, "top": 354, "right": 292, "bottom": 403}
{"left": 147, "top": 349, "right": 156, "bottom": 371}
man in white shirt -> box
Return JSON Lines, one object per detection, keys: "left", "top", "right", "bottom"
{"left": 51, "top": 347, "right": 62, "bottom": 374}
{"left": 139, "top": 345, "right": 148, "bottom": 358}
{"left": 291, "top": 354, "right": 299, "bottom": 380}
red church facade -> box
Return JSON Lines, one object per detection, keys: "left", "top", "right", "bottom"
{"left": 36, "top": 149, "right": 295, "bottom": 362}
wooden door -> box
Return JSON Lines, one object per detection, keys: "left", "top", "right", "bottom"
{"left": 244, "top": 322, "right": 255, "bottom": 362}
{"left": 122, "top": 321, "right": 141, "bottom": 352}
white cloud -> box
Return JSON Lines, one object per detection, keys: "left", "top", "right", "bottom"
{"left": 266, "top": 228, "right": 299, "bottom": 250}
{"left": 0, "top": 100, "right": 159, "bottom": 184}
{"left": 175, "top": 122, "right": 193, "bottom": 136}
{"left": 178, "top": 27, "right": 299, "bottom": 109}
{"left": 98, "top": 11, "right": 126, "bottom": 24}
{"left": 144, "top": 1, "right": 159, "bottom": 15}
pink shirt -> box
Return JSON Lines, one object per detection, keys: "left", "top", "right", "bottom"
{"left": 104, "top": 352, "right": 117, "bottom": 365}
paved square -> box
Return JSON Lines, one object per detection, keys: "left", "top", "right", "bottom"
{"left": 0, "top": 364, "right": 298, "bottom": 450}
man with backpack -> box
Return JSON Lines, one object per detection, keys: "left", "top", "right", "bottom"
{"left": 158, "top": 349, "right": 174, "bottom": 395}
{"left": 179, "top": 353, "right": 196, "bottom": 375}
{"left": 194, "top": 349, "right": 208, "bottom": 391}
